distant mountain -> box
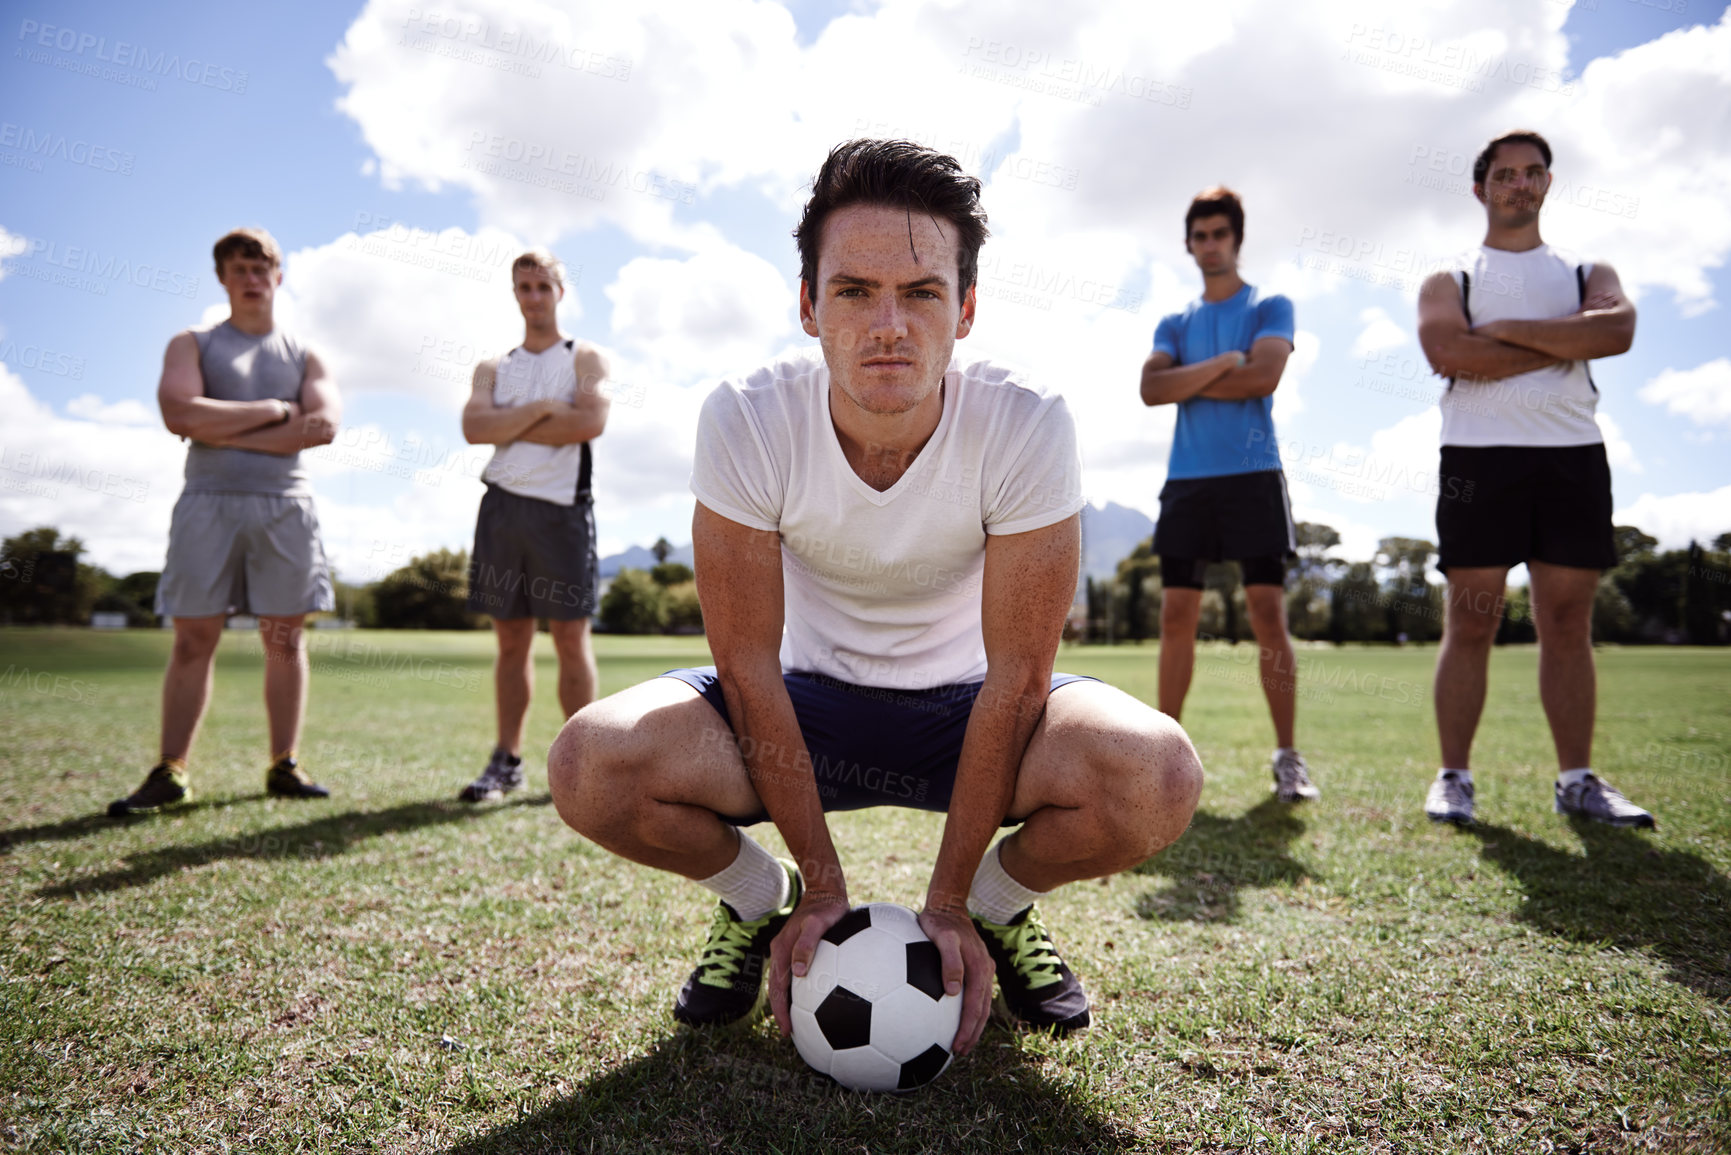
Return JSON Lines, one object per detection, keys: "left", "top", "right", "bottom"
{"left": 598, "top": 541, "right": 694, "bottom": 578}
{"left": 1081, "top": 501, "right": 1155, "bottom": 581}
{"left": 601, "top": 502, "right": 1154, "bottom": 583}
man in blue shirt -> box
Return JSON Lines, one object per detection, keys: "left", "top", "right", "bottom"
{"left": 1140, "top": 187, "right": 1316, "bottom": 803}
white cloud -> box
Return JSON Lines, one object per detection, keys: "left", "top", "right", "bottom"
{"left": 1349, "top": 306, "right": 1408, "bottom": 361}
{"left": 1595, "top": 409, "right": 1642, "bottom": 475}
{"left": 1638, "top": 357, "right": 1731, "bottom": 427}
{"left": 605, "top": 243, "right": 796, "bottom": 384}
{"left": 66, "top": 395, "right": 156, "bottom": 425}
{"left": 1615, "top": 484, "right": 1731, "bottom": 550}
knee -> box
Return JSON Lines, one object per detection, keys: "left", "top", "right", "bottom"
{"left": 1160, "top": 598, "right": 1199, "bottom": 634}
{"left": 1445, "top": 602, "right": 1500, "bottom": 646}
{"left": 1093, "top": 715, "right": 1205, "bottom": 863}
{"left": 171, "top": 628, "right": 221, "bottom": 664}
{"left": 548, "top": 708, "right": 615, "bottom": 836}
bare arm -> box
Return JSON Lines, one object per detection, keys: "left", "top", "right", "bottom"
{"left": 1475, "top": 263, "right": 1636, "bottom": 361}
{"left": 1416, "top": 271, "right": 1561, "bottom": 383}
{"left": 1197, "top": 336, "right": 1293, "bottom": 400}
{"left": 220, "top": 350, "right": 341, "bottom": 454}
{"left": 157, "top": 331, "right": 286, "bottom": 442}
{"left": 694, "top": 503, "right": 850, "bottom": 1037}
{"left": 922, "top": 512, "right": 1080, "bottom": 1055}
{"left": 461, "top": 359, "right": 552, "bottom": 445}
{"left": 517, "top": 343, "right": 612, "bottom": 446}
{"left": 1140, "top": 349, "right": 1243, "bottom": 406}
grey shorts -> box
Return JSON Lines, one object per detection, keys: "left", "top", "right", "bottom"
{"left": 157, "top": 492, "right": 335, "bottom": 618}
{"left": 467, "top": 484, "right": 598, "bottom": 620}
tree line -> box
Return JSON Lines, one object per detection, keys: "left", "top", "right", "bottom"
{"left": 6, "top": 522, "right": 1727, "bottom": 644}
{"left": 1082, "top": 523, "right": 1731, "bottom": 646}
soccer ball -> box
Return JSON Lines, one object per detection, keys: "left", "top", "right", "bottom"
{"left": 789, "top": 902, "right": 962, "bottom": 1092}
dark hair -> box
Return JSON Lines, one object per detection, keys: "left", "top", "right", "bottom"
{"left": 794, "top": 139, "right": 990, "bottom": 297}
{"left": 511, "top": 247, "right": 565, "bottom": 288}
{"left": 1184, "top": 187, "right": 1244, "bottom": 249}
{"left": 213, "top": 227, "right": 282, "bottom": 276}
{"left": 1473, "top": 130, "right": 1552, "bottom": 186}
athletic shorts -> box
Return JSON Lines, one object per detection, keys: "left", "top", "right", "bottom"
{"left": 1153, "top": 470, "right": 1295, "bottom": 587}
{"left": 467, "top": 483, "right": 598, "bottom": 620}
{"left": 1435, "top": 444, "right": 1617, "bottom": 573}
{"left": 661, "top": 666, "right": 1098, "bottom": 826}
{"left": 157, "top": 491, "right": 335, "bottom": 618}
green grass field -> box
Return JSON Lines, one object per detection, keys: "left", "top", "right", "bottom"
{"left": 1, "top": 628, "right": 1727, "bottom": 1153}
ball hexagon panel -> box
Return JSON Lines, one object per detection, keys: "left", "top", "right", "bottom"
{"left": 904, "top": 940, "right": 945, "bottom": 1000}
{"left": 813, "top": 985, "right": 873, "bottom": 1051}
{"left": 898, "top": 1044, "right": 952, "bottom": 1091}
{"left": 869, "top": 984, "right": 961, "bottom": 1063}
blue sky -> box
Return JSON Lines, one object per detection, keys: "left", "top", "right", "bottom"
{"left": 3, "top": 0, "right": 1728, "bottom": 580}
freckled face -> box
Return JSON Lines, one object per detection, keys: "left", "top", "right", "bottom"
{"left": 800, "top": 203, "right": 975, "bottom": 419}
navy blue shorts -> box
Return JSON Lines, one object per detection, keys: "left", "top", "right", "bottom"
{"left": 661, "top": 667, "right": 1097, "bottom": 827}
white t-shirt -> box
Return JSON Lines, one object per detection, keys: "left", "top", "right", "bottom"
{"left": 691, "top": 351, "right": 1084, "bottom": 690}
{"left": 482, "top": 341, "right": 589, "bottom": 505}
{"left": 1441, "top": 244, "right": 1604, "bottom": 448}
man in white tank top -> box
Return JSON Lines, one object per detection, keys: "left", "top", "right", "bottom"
{"left": 109, "top": 228, "right": 342, "bottom": 816}
{"left": 1416, "top": 131, "right": 1652, "bottom": 829}
{"left": 456, "top": 250, "right": 610, "bottom": 803}
{"left": 546, "top": 141, "right": 1204, "bottom": 1056}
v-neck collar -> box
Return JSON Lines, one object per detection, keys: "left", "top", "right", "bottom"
{"left": 822, "top": 362, "right": 958, "bottom": 506}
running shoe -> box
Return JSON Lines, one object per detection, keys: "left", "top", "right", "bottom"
{"left": 1425, "top": 771, "right": 1475, "bottom": 825}
{"left": 107, "top": 762, "right": 191, "bottom": 817}
{"left": 458, "top": 748, "right": 524, "bottom": 803}
{"left": 1272, "top": 748, "right": 1320, "bottom": 802}
{"left": 972, "top": 905, "right": 1090, "bottom": 1034}
{"left": 1555, "top": 773, "right": 1654, "bottom": 829}
{"left": 673, "top": 859, "right": 802, "bottom": 1026}
{"left": 265, "top": 756, "right": 330, "bottom": 799}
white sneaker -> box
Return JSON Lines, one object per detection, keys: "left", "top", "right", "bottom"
{"left": 1555, "top": 774, "right": 1655, "bottom": 829}
{"left": 1271, "top": 749, "right": 1319, "bottom": 802}
{"left": 1425, "top": 771, "right": 1474, "bottom": 825}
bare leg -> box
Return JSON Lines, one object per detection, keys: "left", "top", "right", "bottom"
{"left": 1528, "top": 561, "right": 1601, "bottom": 771}
{"left": 1433, "top": 567, "right": 1509, "bottom": 770}
{"left": 996, "top": 679, "right": 1204, "bottom": 892}
{"left": 160, "top": 615, "right": 225, "bottom": 762}
{"left": 492, "top": 617, "right": 537, "bottom": 756}
{"left": 548, "top": 617, "right": 599, "bottom": 719}
{"left": 1158, "top": 587, "right": 1203, "bottom": 721}
{"left": 549, "top": 677, "right": 761, "bottom": 880}
{"left": 257, "top": 615, "right": 308, "bottom": 758}
{"left": 1245, "top": 584, "right": 1296, "bottom": 749}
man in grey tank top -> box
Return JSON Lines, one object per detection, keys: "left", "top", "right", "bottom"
{"left": 455, "top": 249, "right": 610, "bottom": 803}
{"left": 109, "top": 228, "right": 342, "bottom": 817}
{"left": 1415, "top": 131, "right": 1651, "bottom": 830}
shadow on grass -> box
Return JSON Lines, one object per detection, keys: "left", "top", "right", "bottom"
{"left": 33, "top": 794, "right": 552, "bottom": 899}
{"left": 441, "top": 1027, "right": 1143, "bottom": 1155}
{"left": 0, "top": 794, "right": 281, "bottom": 854}
{"left": 1469, "top": 821, "right": 1731, "bottom": 1001}
{"left": 1130, "top": 798, "right": 1311, "bottom": 923}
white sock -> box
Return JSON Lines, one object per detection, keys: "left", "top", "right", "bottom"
{"left": 696, "top": 830, "right": 788, "bottom": 920}
{"left": 1557, "top": 767, "right": 1593, "bottom": 788}
{"left": 967, "top": 837, "right": 1051, "bottom": 925}
{"left": 1440, "top": 767, "right": 1472, "bottom": 783}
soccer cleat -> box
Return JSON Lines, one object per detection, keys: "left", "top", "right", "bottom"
{"left": 673, "top": 860, "right": 802, "bottom": 1026}
{"left": 458, "top": 748, "right": 524, "bottom": 803}
{"left": 107, "top": 762, "right": 191, "bottom": 817}
{"left": 1425, "top": 771, "right": 1475, "bottom": 825}
{"left": 1271, "top": 748, "right": 1320, "bottom": 802}
{"left": 972, "top": 905, "right": 1091, "bottom": 1034}
{"left": 1555, "top": 773, "right": 1655, "bottom": 829}
{"left": 265, "top": 756, "right": 330, "bottom": 799}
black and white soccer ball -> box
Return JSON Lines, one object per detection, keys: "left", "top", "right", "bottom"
{"left": 789, "top": 902, "right": 962, "bottom": 1092}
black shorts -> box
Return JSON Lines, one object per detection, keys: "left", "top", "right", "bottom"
{"left": 1435, "top": 444, "right": 1616, "bottom": 573}
{"left": 662, "top": 666, "right": 1097, "bottom": 826}
{"left": 467, "top": 484, "right": 599, "bottom": 620}
{"left": 1153, "top": 470, "right": 1295, "bottom": 588}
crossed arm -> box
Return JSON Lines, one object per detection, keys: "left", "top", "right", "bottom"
{"left": 157, "top": 331, "right": 341, "bottom": 454}
{"left": 1417, "top": 264, "right": 1635, "bottom": 384}
{"left": 1140, "top": 336, "right": 1293, "bottom": 406}
{"left": 461, "top": 343, "right": 611, "bottom": 446}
